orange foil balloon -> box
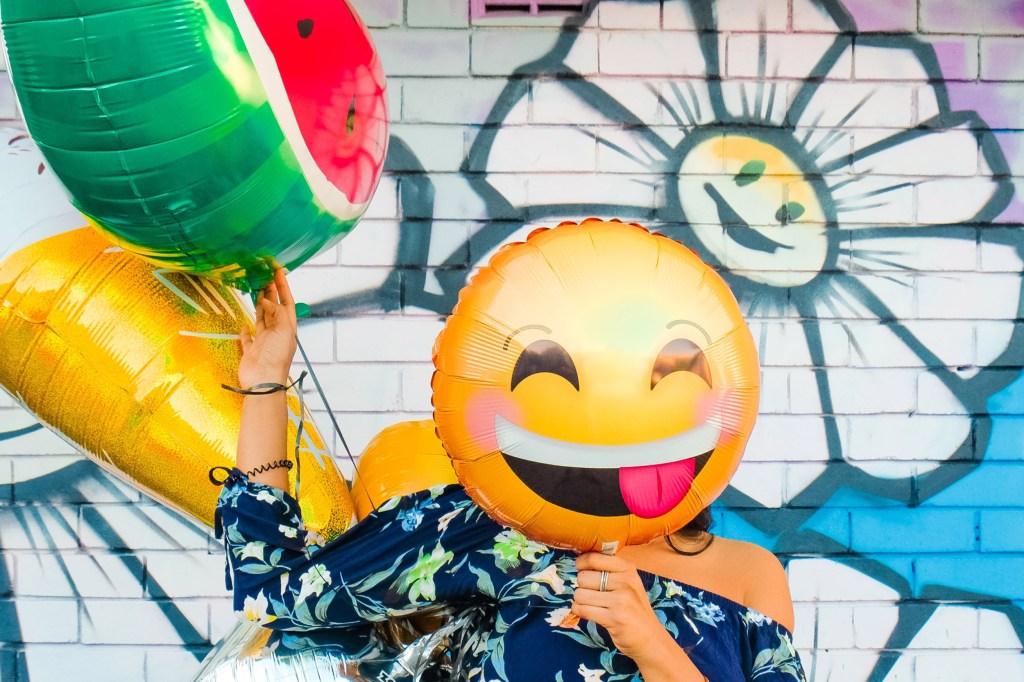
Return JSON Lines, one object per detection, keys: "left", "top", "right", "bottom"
{"left": 432, "top": 219, "right": 760, "bottom": 552}
{"left": 0, "top": 228, "right": 353, "bottom": 539}
{"left": 351, "top": 420, "right": 459, "bottom": 521}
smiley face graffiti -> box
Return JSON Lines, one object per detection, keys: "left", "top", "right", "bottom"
{"left": 431, "top": 219, "right": 761, "bottom": 551}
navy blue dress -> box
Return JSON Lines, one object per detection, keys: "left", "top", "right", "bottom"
{"left": 216, "top": 476, "right": 806, "bottom": 681}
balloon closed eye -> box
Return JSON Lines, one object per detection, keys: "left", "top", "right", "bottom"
{"left": 511, "top": 340, "right": 580, "bottom": 391}
{"left": 651, "top": 339, "right": 712, "bottom": 389}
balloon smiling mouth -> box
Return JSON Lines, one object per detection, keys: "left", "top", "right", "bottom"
{"left": 495, "top": 414, "right": 720, "bottom": 518}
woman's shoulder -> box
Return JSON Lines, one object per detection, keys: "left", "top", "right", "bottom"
{"left": 707, "top": 537, "right": 794, "bottom": 632}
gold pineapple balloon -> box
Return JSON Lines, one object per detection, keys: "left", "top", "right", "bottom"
{"left": 0, "top": 227, "right": 354, "bottom": 539}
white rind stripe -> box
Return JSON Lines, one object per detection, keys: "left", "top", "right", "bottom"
{"left": 494, "top": 414, "right": 722, "bottom": 469}
{"left": 222, "top": 0, "right": 367, "bottom": 220}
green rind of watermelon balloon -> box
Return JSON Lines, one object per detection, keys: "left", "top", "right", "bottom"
{"left": 0, "top": 0, "right": 388, "bottom": 291}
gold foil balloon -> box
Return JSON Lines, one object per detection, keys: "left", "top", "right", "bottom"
{"left": 351, "top": 420, "right": 459, "bottom": 521}
{"left": 432, "top": 219, "right": 760, "bottom": 552}
{"left": 0, "top": 227, "right": 353, "bottom": 538}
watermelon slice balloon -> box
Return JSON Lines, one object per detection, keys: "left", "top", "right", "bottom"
{"left": 0, "top": 0, "right": 388, "bottom": 291}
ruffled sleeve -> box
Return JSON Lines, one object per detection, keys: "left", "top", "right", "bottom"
{"left": 739, "top": 608, "right": 807, "bottom": 681}
{"left": 215, "top": 473, "right": 567, "bottom": 632}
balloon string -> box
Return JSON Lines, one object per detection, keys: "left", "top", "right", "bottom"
{"left": 294, "top": 332, "right": 375, "bottom": 510}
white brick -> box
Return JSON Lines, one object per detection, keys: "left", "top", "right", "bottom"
{"left": 908, "top": 605, "right": 979, "bottom": 648}
{"left": 784, "top": 463, "right": 829, "bottom": 503}
{"left": 363, "top": 176, "right": 399, "bottom": 220}
{"left": 728, "top": 462, "right": 784, "bottom": 507}
{"left": 81, "top": 599, "right": 208, "bottom": 644}
{"left": 420, "top": 221, "right": 475, "bottom": 268}
{"left": 471, "top": 30, "right": 589, "bottom": 76}
{"left": 391, "top": 124, "right": 469, "bottom": 172}
{"left": 0, "top": 426, "right": 77, "bottom": 456}
{"left": 78, "top": 505, "right": 209, "bottom": 552}
{"left": 915, "top": 653, "right": 1024, "bottom": 681}
{"left": 792, "top": 603, "right": 816, "bottom": 649}
{"left": 978, "top": 608, "right": 1024, "bottom": 649}
{"left": 21, "top": 644, "right": 145, "bottom": 682}
{"left": 0, "top": 505, "right": 80, "bottom": 549}
{"left": 401, "top": 363, "right": 436, "bottom": 412}
{"left": 811, "top": 272, "right": 917, "bottom": 320}
{"left": 209, "top": 600, "right": 242, "bottom": 642}
{"left": 407, "top": 0, "right": 468, "bottom": 28}
{"left": 788, "top": 559, "right": 900, "bottom": 602}
{"left": 597, "top": 1, "right": 661, "bottom": 29}
{"left": 921, "top": 0, "right": 1024, "bottom": 35}
{"left": 814, "top": 605, "right": 855, "bottom": 648}
{"left": 295, "top": 320, "right": 335, "bottom": 363}
{"left": 918, "top": 373, "right": 970, "bottom": 415}
{"left": 715, "top": 0, "right": 788, "bottom": 31}
{"left": 145, "top": 648, "right": 206, "bottom": 682}
{"left": 790, "top": 368, "right": 917, "bottom": 415}
{"left": 845, "top": 320, "right": 972, "bottom": 369}
{"left": 402, "top": 77, "right": 528, "bottom": 125}
{"left": 313, "top": 364, "right": 403, "bottom": 412}
{"left": 758, "top": 368, "right": 789, "bottom": 414}
{"left": 348, "top": 0, "right": 402, "bottom": 27}
{"left": 845, "top": 414, "right": 970, "bottom": 467}
{"left": 599, "top": 31, "right": 706, "bottom": 77}
{"left": 12, "top": 598, "right": 79, "bottom": 642}
{"left": 852, "top": 604, "right": 900, "bottom": 649}
{"left": 917, "top": 273, "right": 1023, "bottom": 320}
{"left": 979, "top": 229, "right": 1024, "bottom": 272}
{"left": 286, "top": 265, "right": 394, "bottom": 307}
{"left": 976, "top": 321, "right": 1016, "bottom": 367}
{"left": 525, "top": 173, "right": 657, "bottom": 210}
{"left": 745, "top": 415, "right": 834, "bottom": 462}
{"left": 531, "top": 79, "right": 660, "bottom": 125}
{"left": 374, "top": 30, "right": 470, "bottom": 77}
{"left": 339, "top": 219, "right": 400, "bottom": 267}
{"left": 336, "top": 316, "right": 443, "bottom": 362}
{"left": 661, "top": 3, "right": 698, "bottom": 31}
{"left": 429, "top": 174, "right": 527, "bottom": 220}
{"left": 796, "top": 0, "right": 913, "bottom": 32}
{"left": 306, "top": 242, "right": 338, "bottom": 266}
{"left": 807, "top": 651, "right": 901, "bottom": 682}
{"left": 144, "top": 552, "right": 227, "bottom": 599}
{"left": 8, "top": 552, "right": 144, "bottom": 598}
{"left": 337, "top": 411, "right": 436, "bottom": 461}
{"left": 484, "top": 125, "right": 597, "bottom": 172}
{"left": 12, "top": 456, "right": 143, "bottom": 503}
{"left": 596, "top": 124, "right": 679, "bottom": 173}
{"left": 728, "top": 34, "right": 847, "bottom": 79}
{"left": 749, "top": 320, "right": 850, "bottom": 368}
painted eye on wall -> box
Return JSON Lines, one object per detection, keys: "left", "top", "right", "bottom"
{"left": 511, "top": 339, "right": 580, "bottom": 391}
{"left": 651, "top": 339, "right": 712, "bottom": 389}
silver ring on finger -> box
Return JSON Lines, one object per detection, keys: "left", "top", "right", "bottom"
{"left": 598, "top": 570, "right": 609, "bottom": 592}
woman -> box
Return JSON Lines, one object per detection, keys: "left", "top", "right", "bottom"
{"left": 217, "top": 269, "right": 805, "bottom": 682}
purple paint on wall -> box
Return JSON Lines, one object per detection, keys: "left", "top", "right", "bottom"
{"left": 843, "top": 0, "right": 917, "bottom": 32}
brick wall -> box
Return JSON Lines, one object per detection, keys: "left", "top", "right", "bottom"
{"left": 1, "top": 0, "right": 1023, "bottom": 679}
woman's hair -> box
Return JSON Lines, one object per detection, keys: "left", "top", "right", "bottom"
{"left": 665, "top": 507, "right": 714, "bottom": 556}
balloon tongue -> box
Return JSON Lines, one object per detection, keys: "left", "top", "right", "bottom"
{"left": 619, "top": 459, "right": 696, "bottom": 518}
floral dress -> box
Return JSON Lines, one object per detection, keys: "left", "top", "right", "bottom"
{"left": 216, "top": 474, "right": 806, "bottom": 682}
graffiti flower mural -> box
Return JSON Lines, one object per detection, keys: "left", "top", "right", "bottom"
{"left": 460, "top": 0, "right": 1017, "bottom": 504}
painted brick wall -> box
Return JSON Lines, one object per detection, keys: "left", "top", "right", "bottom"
{"left": 2, "top": 0, "right": 1024, "bottom": 679}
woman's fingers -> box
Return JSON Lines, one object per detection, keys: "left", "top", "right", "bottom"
{"left": 239, "top": 327, "right": 253, "bottom": 352}
{"left": 274, "top": 268, "right": 295, "bottom": 306}
{"left": 571, "top": 602, "right": 610, "bottom": 625}
{"left": 577, "top": 569, "right": 619, "bottom": 592}
{"left": 573, "top": 587, "right": 615, "bottom": 607}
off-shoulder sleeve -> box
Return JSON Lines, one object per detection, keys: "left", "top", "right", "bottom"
{"left": 740, "top": 608, "right": 807, "bottom": 681}
{"left": 215, "top": 473, "right": 568, "bottom": 632}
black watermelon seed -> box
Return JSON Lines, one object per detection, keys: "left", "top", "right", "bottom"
{"left": 297, "top": 19, "right": 314, "bottom": 38}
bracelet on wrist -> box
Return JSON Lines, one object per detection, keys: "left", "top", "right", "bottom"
{"left": 223, "top": 370, "right": 306, "bottom": 396}
{"left": 244, "top": 459, "right": 294, "bottom": 478}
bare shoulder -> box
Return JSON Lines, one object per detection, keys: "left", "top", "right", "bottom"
{"left": 709, "top": 537, "right": 795, "bottom": 631}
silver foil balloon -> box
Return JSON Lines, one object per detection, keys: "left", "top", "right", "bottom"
{"left": 193, "top": 609, "right": 485, "bottom": 682}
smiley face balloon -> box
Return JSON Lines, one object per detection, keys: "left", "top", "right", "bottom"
{"left": 431, "top": 219, "right": 760, "bottom": 552}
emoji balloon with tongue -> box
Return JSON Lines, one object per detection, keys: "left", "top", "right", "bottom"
{"left": 431, "top": 219, "right": 760, "bottom": 552}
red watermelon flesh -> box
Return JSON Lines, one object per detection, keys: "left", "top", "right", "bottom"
{"left": 238, "top": 0, "right": 388, "bottom": 207}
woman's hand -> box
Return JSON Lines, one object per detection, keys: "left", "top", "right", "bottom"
{"left": 573, "top": 552, "right": 668, "bottom": 659}
{"left": 238, "top": 268, "right": 297, "bottom": 387}
{"left": 573, "top": 553, "right": 706, "bottom": 682}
